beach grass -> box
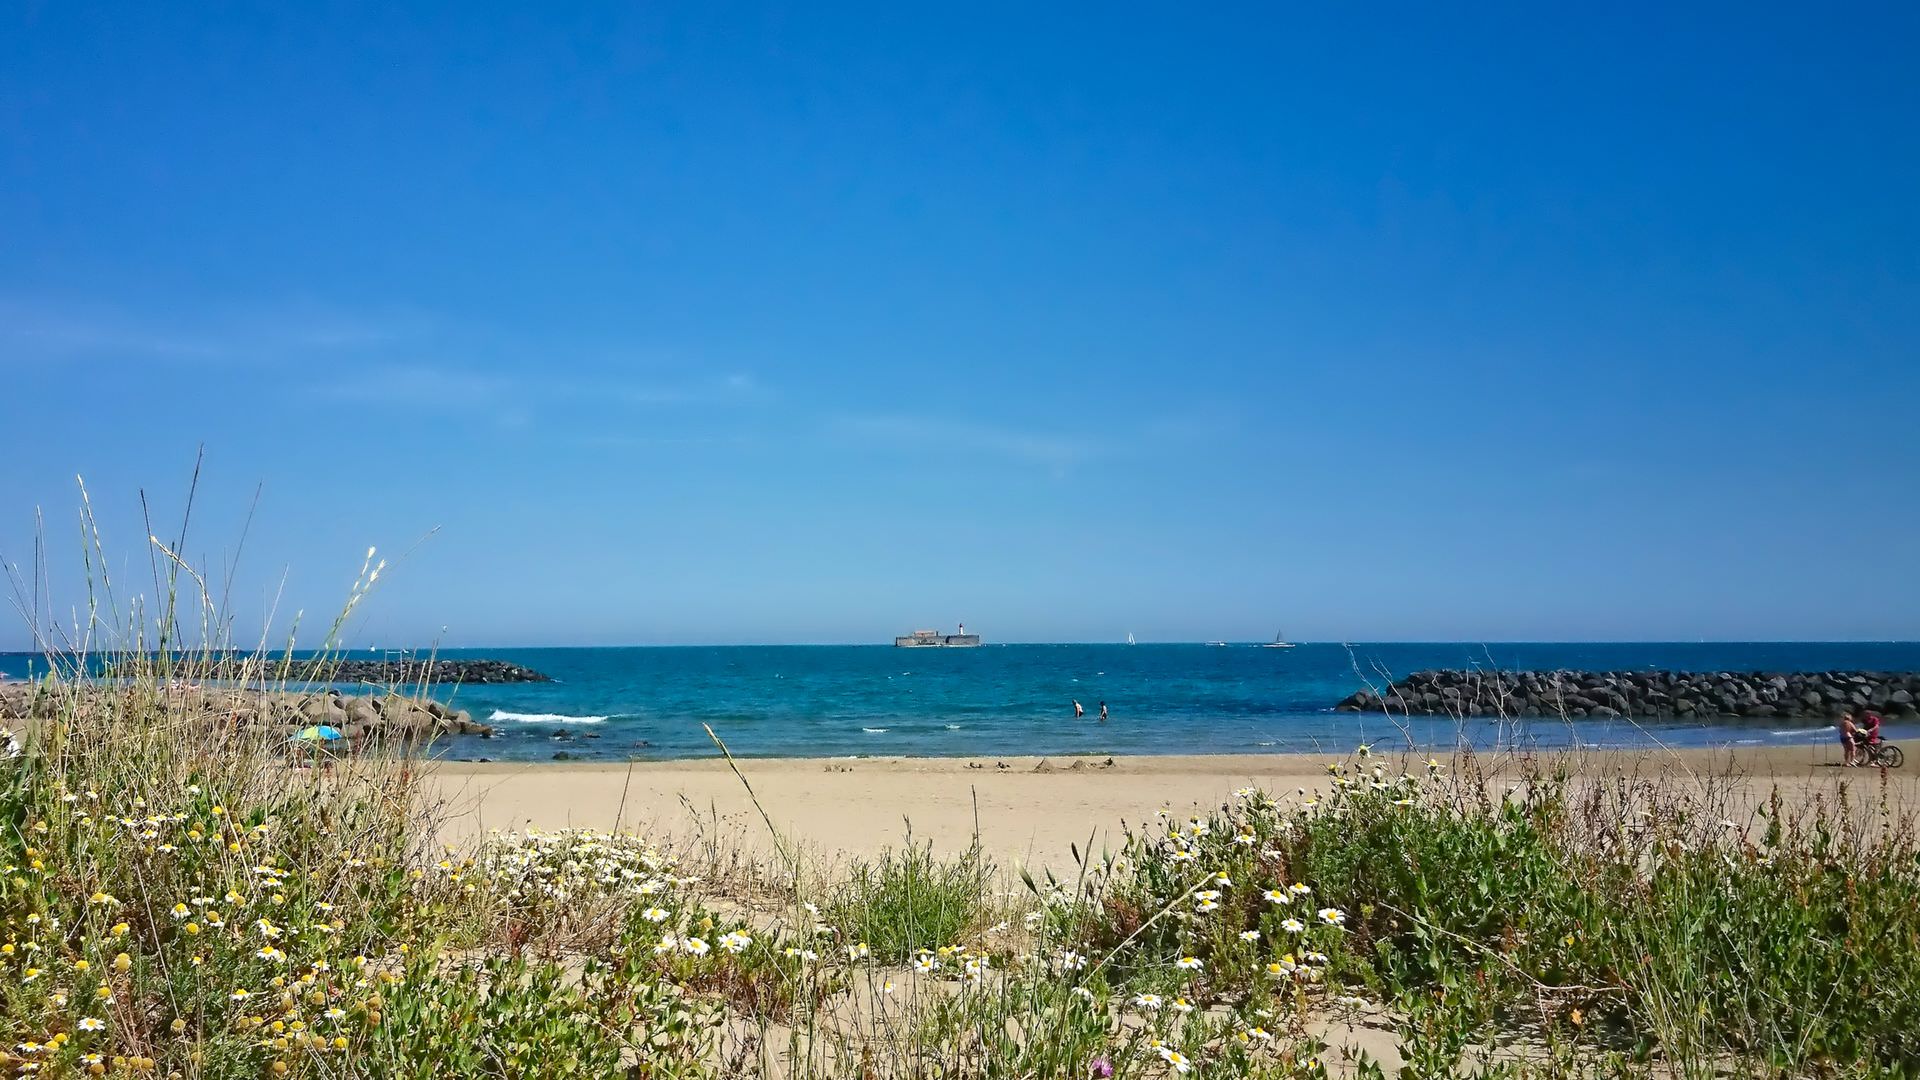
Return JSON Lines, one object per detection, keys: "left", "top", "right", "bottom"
{"left": 3, "top": 488, "right": 1918, "bottom": 1077}
{"left": 8, "top": 669, "right": 1917, "bottom": 1077}
{"left": 825, "top": 837, "right": 997, "bottom": 964}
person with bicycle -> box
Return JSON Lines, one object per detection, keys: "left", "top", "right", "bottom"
{"left": 1852, "top": 709, "right": 1884, "bottom": 765}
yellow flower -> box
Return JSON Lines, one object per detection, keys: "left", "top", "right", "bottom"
{"left": 113, "top": 952, "right": 131, "bottom": 972}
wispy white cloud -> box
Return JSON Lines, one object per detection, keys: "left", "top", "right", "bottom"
{"left": 0, "top": 297, "right": 427, "bottom": 368}
{"left": 577, "top": 432, "right": 758, "bottom": 450}
{"left": 609, "top": 372, "right": 770, "bottom": 406}
{"left": 307, "top": 364, "right": 771, "bottom": 434}
{"left": 310, "top": 364, "right": 522, "bottom": 407}
{"left": 6, "top": 319, "right": 228, "bottom": 361}
{"left": 830, "top": 414, "right": 1098, "bottom": 473}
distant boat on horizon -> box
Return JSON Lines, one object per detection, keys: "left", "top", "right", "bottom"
{"left": 895, "top": 624, "right": 982, "bottom": 648}
{"left": 1207, "top": 640, "right": 1229, "bottom": 647}
{"left": 1262, "top": 629, "right": 1296, "bottom": 649}
{"left": 1126, "top": 632, "right": 1136, "bottom": 646}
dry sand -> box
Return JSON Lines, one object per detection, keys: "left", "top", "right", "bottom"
{"left": 427, "top": 742, "right": 1917, "bottom": 868}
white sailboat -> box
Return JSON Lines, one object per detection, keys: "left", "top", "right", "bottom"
{"left": 1262, "top": 629, "right": 1295, "bottom": 649}
{"left": 1126, "top": 632, "right": 1136, "bottom": 646}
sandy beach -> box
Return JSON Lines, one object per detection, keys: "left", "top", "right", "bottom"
{"left": 428, "top": 742, "right": 1918, "bottom": 867}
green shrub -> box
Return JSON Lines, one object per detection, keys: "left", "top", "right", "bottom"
{"left": 825, "top": 839, "right": 994, "bottom": 963}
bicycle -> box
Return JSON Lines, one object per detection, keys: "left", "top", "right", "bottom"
{"left": 1858, "top": 740, "right": 1904, "bottom": 768}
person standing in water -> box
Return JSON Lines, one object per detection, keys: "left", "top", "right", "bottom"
{"left": 1098, "top": 701, "right": 1109, "bottom": 723}
{"left": 1073, "top": 699, "right": 1084, "bottom": 719}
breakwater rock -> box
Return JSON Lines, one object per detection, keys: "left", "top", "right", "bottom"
{"left": 206, "top": 657, "right": 551, "bottom": 685}
{"left": 0, "top": 682, "right": 496, "bottom": 743}
{"left": 272, "top": 687, "right": 497, "bottom": 741}
{"left": 1336, "top": 670, "right": 1920, "bottom": 721}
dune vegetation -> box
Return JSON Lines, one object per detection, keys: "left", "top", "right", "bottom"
{"left": 5, "top": 659, "right": 1916, "bottom": 1078}
{"left": 2, "top": 497, "right": 1916, "bottom": 1077}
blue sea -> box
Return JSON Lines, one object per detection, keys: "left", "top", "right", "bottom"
{"left": 4, "top": 642, "right": 1917, "bottom": 762}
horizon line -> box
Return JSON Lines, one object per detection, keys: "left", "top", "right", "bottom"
{"left": 9, "top": 638, "right": 1920, "bottom": 656}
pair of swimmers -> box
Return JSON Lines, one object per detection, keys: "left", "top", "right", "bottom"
{"left": 1072, "top": 699, "right": 1108, "bottom": 722}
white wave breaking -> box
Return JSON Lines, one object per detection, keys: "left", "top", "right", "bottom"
{"left": 489, "top": 710, "right": 609, "bottom": 725}
{"left": 863, "top": 727, "right": 889, "bottom": 734}
{"left": 1769, "top": 726, "right": 1832, "bottom": 737}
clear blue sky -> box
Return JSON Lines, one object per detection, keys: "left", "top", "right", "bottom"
{"left": 2, "top": 2, "right": 1916, "bottom": 648}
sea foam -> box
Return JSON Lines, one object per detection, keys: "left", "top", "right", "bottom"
{"left": 489, "top": 710, "right": 609, "bottom": 724}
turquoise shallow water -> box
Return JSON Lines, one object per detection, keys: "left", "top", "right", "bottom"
{"left": 6, "top": 642, "right": 1916, "bottom": 762}
{"left": 14, "top": 642, "right": 1908, "bottom": 763}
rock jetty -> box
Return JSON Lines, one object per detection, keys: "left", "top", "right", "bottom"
{"left": 0, "top": 681, "right": 496, "bottom": 743}
{"left": 1336, "top": 670, "right": 1920, "bottom": 721}
{"left": 207, "top": 657, "right": 550, "bottom": 685}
